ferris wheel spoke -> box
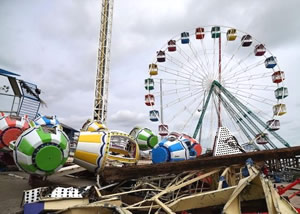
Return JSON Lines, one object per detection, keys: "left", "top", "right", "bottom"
{"left": 166, "top": 54, "right": 207, "bottom": 80}
{"left": 223, "top": 71, "right": 273, "bottom": 84}
{"left": 224, "top": 83, "right": 276, "bottom": 92}
{"left": 180, "top": 100, "right": 205, "bottom": 132}
{"left": 232, "top": 94, "right": 272, "bottom": 120}
{"left": 223, "top": 59, "right": 265, "bottom": 81}
{"left": 158, "top": 65, "right": 203, "bottom": 83}
{"left": 187, "top": 42, "right": 210, "bottom": 76}
{"left": 153, "top": 78, "right": 202, "bottom": 88}
{"left": 199, "top": 39, "right": 211, "bottom": 72}
{"left": 164, "top": 87, "right": 204, "bottom": 109}
{"left": 222, "top": 52, "right": 252, "bottom": 76}
{"left": 175, "top": 44, "right": 209, "bottom": 75}
{"left": 228, "top": 89, "right": 275, "bottom": 106}
{"left": 152, "top": 85, "right": 202, "bottom": 97}
{"left": 220, "top": 41, "right": 243, "bottom": 75}
{"left": 160, "top": 63, "right": 202, "bottom": 81}
{"left": 166, "top": 92, "right": 205, "bottom": 125}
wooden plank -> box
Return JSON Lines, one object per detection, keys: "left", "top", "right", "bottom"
{"left": 169, "top": 186, "right": 236, "bottom": 212}
{"left": 56, "top": 165, "right": 86, "bottom": 177}
{"left": 102, "top": 146, "right": 300, "bottom": 181}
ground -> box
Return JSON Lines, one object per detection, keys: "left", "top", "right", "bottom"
{"left": 0, "top": 171, "right": 95, "bottom": 214}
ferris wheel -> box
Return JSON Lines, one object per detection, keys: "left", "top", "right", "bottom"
{"left": 144, "top": 25, "right": 289, "bottom": 150}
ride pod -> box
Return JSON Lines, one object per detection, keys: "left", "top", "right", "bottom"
{"left": 152, "top": 133, "right": 201, "bottom": 164}
{"left": 74, "top": 129, "right": 139, "bottom": 174}
{"left": 0, "top": 113, "right": 29, "bottom": 150}
{"left": 129, "top": 127, "right": 158, "bottom": 150}
{"left": 11, "top": 124, "right": 70, "bottom": 176}
{"left": 34, "top": 114, "right": 59, "bottom": 127}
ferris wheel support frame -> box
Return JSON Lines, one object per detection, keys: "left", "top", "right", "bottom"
{"left": 93, "top": 0, "right": 114, "bottom": 123}
{"left": 218, "top": 81, "right": 290, "bottom": 148}
{"left": 193, "top": 83, "right": 214, "bottom": 139}
{"left": 217, "top": 92, "right": 268, "bottom": 150}
{"left": 215, "top": 86, "right": 277, "bottom": 149}
{"left": 193, "top": 80, "right": 290, "bottom": 148}
{"left": 217, "top": 93, "right": 262, "bottom": 150}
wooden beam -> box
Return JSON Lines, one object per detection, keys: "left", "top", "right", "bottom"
{"left": 102, "top": 146, "right": 300, "bottom": 181}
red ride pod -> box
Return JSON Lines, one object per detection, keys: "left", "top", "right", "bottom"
{"left": 0, "top": 114, "right": 29, "bottom": 149}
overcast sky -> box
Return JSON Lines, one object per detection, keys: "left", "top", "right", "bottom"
{"left": 0, "top": 0, "right": 299, "bottom": 149}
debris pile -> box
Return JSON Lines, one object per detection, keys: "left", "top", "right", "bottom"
{"left": 20, "top": 158, "right": 300, "bottom": 213}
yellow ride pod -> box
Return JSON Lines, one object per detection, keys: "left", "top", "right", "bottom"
{"left": 149, "top": 63, "right": 158, "bottom": 76}
{"left": 74, "top": 130, "right": 139, "bottom": 174}
{"left": 226, "top": 28, "right": 237, "bottom": 41}
{"left": 81, "top": 119, "right": 107, "bottom": 132}
{"left": 74, "top": 131, "right": 110, "bottom": 173}
{"left": 11, "top": 125, "right": 69, "bottom": 176}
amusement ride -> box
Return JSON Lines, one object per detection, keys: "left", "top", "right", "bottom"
{"left": 145, "top": 26, "right": 289, "bottom": 152}
{"left": 0, "top": 0, "right": 292, "bottom": 175}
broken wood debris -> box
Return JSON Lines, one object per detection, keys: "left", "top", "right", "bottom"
{"left": 102, "top": 146, "right": 300, "bottom": 181}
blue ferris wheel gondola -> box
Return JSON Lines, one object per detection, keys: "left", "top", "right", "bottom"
{"left": 149, "top": 110, "right": 159, "bottom": 122}
{"left": 181, "top": 32, "right": 190, "bottom": 44}
{"left": 265, "top": 56, "right": 277, "bottom": 68}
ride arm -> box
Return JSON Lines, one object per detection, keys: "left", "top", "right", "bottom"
{"left": 193, "top": 83, "right": 215, "bottom": 139}
{"left": 213, "top": 80, "right": 290, "bottom": 148}
{"left": 277, "top": 178, "right": 300, "bottom": 195}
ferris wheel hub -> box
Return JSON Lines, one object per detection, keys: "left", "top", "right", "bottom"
{"left": 202, "top": 77, "right": 215, "bottom": 91}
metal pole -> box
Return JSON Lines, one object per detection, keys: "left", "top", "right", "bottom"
{"left": 198, "top": 91, "right": 206, "bottom": 143}
{"left": 218, "top": 35, "right": 222, "bottom": 128}
{"left": 160, "top": 79, "right": 164, "bottom": 124}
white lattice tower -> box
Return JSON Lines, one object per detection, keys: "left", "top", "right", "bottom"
{"left": 93, "top": 0, "right": 114, "bottom": 123}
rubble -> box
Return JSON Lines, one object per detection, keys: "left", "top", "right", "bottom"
{"left": 18, "top": 156, "right": 300, "bottom": 213}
